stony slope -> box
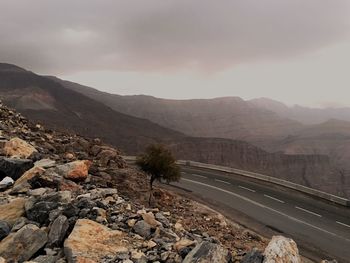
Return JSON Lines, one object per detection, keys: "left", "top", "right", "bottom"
{"left": 0, "top": 100, "right": 311, "bottom": 263}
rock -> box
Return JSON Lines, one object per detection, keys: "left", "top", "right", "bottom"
{"left": 11, "top": 166, "right": 45, "bottom": 193}
{"left": 141, "top": 212, "right": 162, "bottom": 228}
{"left": 263, "top": 236, "right": 300, "bottom": 263}
{"left": 183, "top": 241, "right": 231, "bottom": 263}
{"left": 0, "top": 221, "right": 10, "bottom": 241}
{"left": 174, "top": 239, "right": 196, "bottom": 252}
{"left": 56, "top": 160, "right": 91, "bottom": 181}
{"left": 155, "top": 212, "right": 170, "bottom": 227}
{"left": 0, "top": 157, "right": 33, "bottom": 181}
{"left": 2, "top": 137, "right": 37, "bottom": 158}
{"left": 144, "top": 240, "right": 157, "bottom": 249}
{"left": 31, "top": 255, "right": 57, "bottom": 263}
{"left": 64, "top": 219, "right": 130, "bottom": 263}
{"left": 133, "top": 220, "right": 152, "bottom": 238}
{"left": 34, "top": 159, "right": 56, "bottom": 168}
{"left": 48, "top": 215, "right": 69, "bottom": 247}
{"left": 26, "top": 200, "right": 59, "bottom": 225}
{"left": 241, "top": 248, "right": 264, "bottom": 263}
{"left": 0, "top": 224, "right": 48, "bottom": 262}
{"left": 127, "top": 219, "right": 137, "bottom": 228}
{"left": 131, "top": 250, "right": 147, "bottom": 263}
{"left": 97, "top": 148, "right": 118, "bottom": 166}
{"left": 25, "top": 191, "right": 71, "bottom": 225}
{"left": 0, "top": 177, "right": 14, "bottom": 191}
{"left": 0, "top": 198, "right": 26, "bottom": 226}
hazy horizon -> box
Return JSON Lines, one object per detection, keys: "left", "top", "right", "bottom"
{"left": 1, "top": 0, "right": 350, "bottom": 108}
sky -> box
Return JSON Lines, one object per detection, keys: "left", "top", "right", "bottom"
{"left": 0, "top": 0, "right": 350, "bottom": 107}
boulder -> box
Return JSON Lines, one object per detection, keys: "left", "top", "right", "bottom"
{"left": 11, "top": 166, "right": 45, "bottom": 194}
{"left": 2, "top": 137, "right": 37, "bottom": 159}
{"left": 174, "top": 239, "right": 196, "bottom": 252}
{"left": 0, "top": 257, "right": 5, "bottom": 263}
{"left": 64, "top": 219, "right": 130, "bottom": 263}
{"left": 183, "top": 241, "right": 231, "bottom": 263}
{"left": 0, "top": 221, "right": 10, "bottom": 241}
{"left": 0, "top": 177, "right": 14, "bottom": 191}
{"left": 34, "top": 159, "right": 56, "bottom": 169}
{"left": 0, "top": 224, "right": 48, "bottom": 262}
{"left": 241, "top": 248, "right": 264, "bottom": 263}
{"left": 141, "top": 212, "right": 162, "bottom": 228}
{"left": 0, "top": 198, "right": 26, "bottom": 226}
{"left": 25, "top": 191, "right": 71, "bottom": 225}
{"left": 133, "top": 220, "right": 152, "bottom": 238}
{"left": 263, "top": 236, "right": 301, "bottom": 263}
{"left": 56, "top": 160, "right": 91, "bottom": 181}
{"left": 0, "top": 157, "right": 33, "bottom": 181}
{"left": 48, "top": 215, "right": 69, "bottom": 247}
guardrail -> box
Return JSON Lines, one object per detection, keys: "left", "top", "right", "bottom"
{"left": 123, "top": 156, "right": 350, "bottom": 207}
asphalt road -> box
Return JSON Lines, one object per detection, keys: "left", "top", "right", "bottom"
{"left": 173, "top": 166, "right": 350, "bottom": 262}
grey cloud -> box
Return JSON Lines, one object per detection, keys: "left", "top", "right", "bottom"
{"left": 0, "top": 0, "right": 349, "bottom": 74}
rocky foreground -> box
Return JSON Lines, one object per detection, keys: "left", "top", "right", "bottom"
{"left": 0, "top": 101, "right": 332, "bottom": 262}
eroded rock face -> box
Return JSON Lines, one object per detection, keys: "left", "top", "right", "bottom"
{"left": 0, "top": 224, "right": 48, "bottom": 262}
{"left": 64, "top": 219, "right": 130, "bottom": 263}
{"left": 183, "top": 241, "right": 231, "bottom": 263}
{"left": 56, "top": 160, "right": 91, "bottom": 181}
{"left": 2, "top": 137, "right": 37, "bottom": 158}
{"left": 0, "top": 198, "right": 26, "bottom": 226}
{"left": 263, "top": 236, "right": 300, "bottom": 263}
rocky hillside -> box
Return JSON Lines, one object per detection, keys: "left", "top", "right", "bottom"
{"left": 0, "top": 100, "right": 319, "bottom": 262}
{"left": 53, "top": 78, "right": 350, "bottom": 198}
{"left": 51, "top": 78, "right": 303, "bottom": 142}
{"left": 0, "top": 63, "right": 184, "bottom": 154}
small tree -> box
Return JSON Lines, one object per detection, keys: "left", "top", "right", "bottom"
{"left": 136, "top": 144, "right": 181, "bottom": 190}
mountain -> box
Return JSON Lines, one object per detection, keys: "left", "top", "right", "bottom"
{"left": 51, "top": 78, "right": 304, "bottom": 143}
{"left": 0, "top": 63, "right": 185, "bottom": 154}
{"left": 50, "top": 76, "right": 350, "bottom": 197}
{"left": 249, "top": 97, "right": 350, "bottom": 125}
{"left": 1, "top": 63, "right": 347, "bottom": 197}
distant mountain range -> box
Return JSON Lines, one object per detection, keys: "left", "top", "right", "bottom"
{"left": 53, "top": 76, "right": 350, "bottom": 169}
{"left": 0, "top": 63, "right": 348, "bottom": 198}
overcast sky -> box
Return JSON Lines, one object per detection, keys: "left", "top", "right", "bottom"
{"left": 1, "top": 0, "right": 350, "bottom": 107}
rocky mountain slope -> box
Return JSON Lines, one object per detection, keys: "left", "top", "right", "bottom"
{"left": 0, "top": 63, "right": 184, "bottom": 154}
{"left": 50, "top": 76, "right": 350, "bottom": 198}
{"left": 0, "top": 63, "right": 347, "bottom": 198}
{"left": 249, "top": 97, "right": 350, "bottom": 125}
{"left": 0, "top": 100, "right": 312, "bottom": 263}
{"left": 51, "top": 78, "right": 303, "bottom": 142}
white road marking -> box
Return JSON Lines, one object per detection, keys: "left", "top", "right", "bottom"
{"left": 264, "top": 194, "right": 285, "bottom": 203}
{"left": 239, "top": 185, "right": 256, "bottom": 192}
{"left": 182, "top": 178, "right": 350, "bottom": 243}
{"left": 337, "top": 221, "right": 350, "bottom": 228}
{"left": 295, "top": 206, "right": 322, "bottom": 218}
{"left": 214, "top": 179, "right": 231, "bottom": 185}
{"left": 192, "top": 174, "right": 207, "bottom": 179}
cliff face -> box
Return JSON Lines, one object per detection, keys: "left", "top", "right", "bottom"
{"left": 170, "top": 137, "right": 346, "bottom": 197}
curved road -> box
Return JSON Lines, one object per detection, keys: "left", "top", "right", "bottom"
{"left": 172, "top": 166, "right": 350, "bottom": 262}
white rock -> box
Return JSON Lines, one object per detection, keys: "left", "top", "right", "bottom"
{"left": 263, "top": 235, "right": 301, "bottom": 263}
{"left": 0, "top": 177, "right": 14, "bottom": 186}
